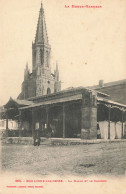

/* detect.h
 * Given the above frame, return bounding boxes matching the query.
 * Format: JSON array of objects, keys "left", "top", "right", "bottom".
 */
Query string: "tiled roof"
[
  {"left": 88, "top": 79, "right": 126, "bottom": 89},
  {"left": 97, "top": 97, "right": 126, "bottom": 109},
  {"left": 4, "top": 97, "right": 33, "bottom": 108},
  {"left": 28, "top": 86, "right": 109, "bottom": 101},
  {"left": 14, "top": 99, "right": 33, "bottom": 106}
]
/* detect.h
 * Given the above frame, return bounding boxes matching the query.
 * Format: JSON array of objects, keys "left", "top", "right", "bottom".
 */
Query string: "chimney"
[{"left": 99, "top": 80, "right": 104, "bottom": 87}]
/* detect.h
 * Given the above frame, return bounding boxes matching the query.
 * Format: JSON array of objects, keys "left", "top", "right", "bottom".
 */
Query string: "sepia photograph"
[{"left": 0, "top": 0, "right": 126, "bottom": 193}]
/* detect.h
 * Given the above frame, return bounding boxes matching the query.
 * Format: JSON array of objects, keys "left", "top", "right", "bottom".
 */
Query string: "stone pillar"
[
  {"left": 63, "top": 104, "right": 66, "bottom": 138},
  {"left": 81, "top": 91, "right": 97, "bottom": 139},
  {"left": 6, "top": 108, "right": 8, "bottom": 137},
  {"left": 108, "top": 105, "right": 111, "bottom": 139}
]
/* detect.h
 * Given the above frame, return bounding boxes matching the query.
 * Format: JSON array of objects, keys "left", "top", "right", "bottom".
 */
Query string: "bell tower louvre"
[{"left": 18, "top": 3, "right": 61, "bottom": 100}]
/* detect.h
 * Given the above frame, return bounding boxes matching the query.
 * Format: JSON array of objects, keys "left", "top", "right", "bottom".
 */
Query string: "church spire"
[
  {"left": 24, "top": 62, "right": 29, "bottom": 80},
  {"left": 35, "top": 2, "right": 48, "bottom": 44},
  {"left": 55, "top": 61, "right": 59, "bottom": 81},
  {"left": 41, "top": 1, "right": 43, "bottom": 9}
]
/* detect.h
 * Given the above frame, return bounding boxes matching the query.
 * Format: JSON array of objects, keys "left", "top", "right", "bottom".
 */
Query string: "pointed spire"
[
  {"left": 10, "top": 96, "right": 13, "bottom": 101},
  {"left": 26, "top": 61, "right": 28, "bottom": 69},
  {"left": 55, "top": 61, "right": 59, "bottom": 81},
  {"left": 56, "top": 61, "right": 58, "bottom": 71},
  {"left": 35, "top": 2, "right": 49, "bottom": 44},
  {"left": 24, "top": 62, "right": 29, "bottom": 80},
  {"left": 41, "top": 1, "right": 43, "bottom": 9}
]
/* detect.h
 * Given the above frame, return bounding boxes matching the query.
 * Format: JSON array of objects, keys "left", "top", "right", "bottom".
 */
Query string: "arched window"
[
  {"left": 40, "top": 49, "right": 43, "bottom": 65},
  {"left": 46, "top": 51, "right": 49, "bottom": 67},
  {"left": 47, "top": 88, "right": 51, "bottom": 94}
]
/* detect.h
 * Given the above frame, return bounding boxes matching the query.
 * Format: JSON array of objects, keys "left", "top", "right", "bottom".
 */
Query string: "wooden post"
[
  {"left": 121, "top": 109, "right": 124, "bottom": 139},
  {"left": 46, "top": 107, "right": 49, "bottom": 129},
  {"left": 32, "top": 108, "right": 35, "bottom": 137},
  {"left": 124, "top": 112, "right": 126, "bottom": 139},
  {"left": 19, "top": 110, "right": 22, "bottom": 137},
  {"left": 6, "top": 108, "right": 8, "bottom": 137},
  {"left": 63, "top": 104, "right": 66, "bottom": 138},
  {"left": 108, "top": 105, "right": 111, "bottom": 139}
]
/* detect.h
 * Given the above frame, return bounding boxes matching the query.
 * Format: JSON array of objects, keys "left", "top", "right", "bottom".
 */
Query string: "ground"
[{"left": 1, "top": 142, "right": 126, "bottom": 177}]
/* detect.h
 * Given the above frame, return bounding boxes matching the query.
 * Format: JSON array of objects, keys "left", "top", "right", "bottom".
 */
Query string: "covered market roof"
[
  {"left": 28, "top": 86, "right": 109, "bottom": 102},
  {"left": 97, "top": 97, "right": 126, "bottom": 110},
  {"left": 4, "top": 97, "right": 33, "bottom": 109}
]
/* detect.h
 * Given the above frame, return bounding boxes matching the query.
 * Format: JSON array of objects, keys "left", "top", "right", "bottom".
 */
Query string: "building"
[
  {"left": 18, "top": 3, "right": 61, "bottom": 100},
  {"left": 0, "top": 119, "right": 18, "bottom": 132},
  {"left": 3, "top": 86, "right": 126, "bottom": 140},
  {"left": 88, "top": 79, "right": 126, "bottom": 105},
  {"left": 2, "top": 3, "right": 126, "bottom": 140}
]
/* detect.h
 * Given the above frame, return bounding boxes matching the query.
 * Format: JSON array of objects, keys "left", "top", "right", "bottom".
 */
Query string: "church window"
[
  {"left": 47, "top": 88, "right": 51, "bottom": 94},
  {"left": 46, "top": 51, "right": 49, "bottom": 67},
  {"left": 40, "top": 49, "right": 43, "bottom": 65}
]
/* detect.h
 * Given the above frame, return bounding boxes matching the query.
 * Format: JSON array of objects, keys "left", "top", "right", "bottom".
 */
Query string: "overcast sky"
[{"left": 0, "top": 0, "right": 126, "bottom": 106}]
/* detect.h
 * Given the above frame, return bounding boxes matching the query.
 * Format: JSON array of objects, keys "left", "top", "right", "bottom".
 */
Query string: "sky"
[{"left": 0, "top": 0, "right": 126, "bottom": 106}]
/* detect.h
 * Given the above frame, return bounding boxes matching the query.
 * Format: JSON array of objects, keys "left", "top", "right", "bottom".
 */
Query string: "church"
[
  {"left": 18, "top": 3, "right": 61, "bottom": 100},
  {"left": 2, "top": 3, "right": 126, "bottom": 141}
]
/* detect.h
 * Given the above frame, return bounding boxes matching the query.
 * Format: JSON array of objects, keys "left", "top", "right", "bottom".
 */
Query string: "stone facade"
[
  {"left": 81, "top": 91, "right": 97, "bottom": 139},
  {"left": 18, "top": 3, "right": 61, "bottom": 100}
]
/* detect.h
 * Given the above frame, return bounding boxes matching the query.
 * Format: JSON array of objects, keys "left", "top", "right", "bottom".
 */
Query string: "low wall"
[
  {"left": 1, "top": 137, "right": 126, "bottom": 145},
  {"left": 2, "top": 137, "right": 47, "bottom": 145}
]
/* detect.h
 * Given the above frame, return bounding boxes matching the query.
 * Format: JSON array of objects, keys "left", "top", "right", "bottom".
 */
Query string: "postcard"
[{"left": 0, "top": 0, "right": 126, "bottom": 193}]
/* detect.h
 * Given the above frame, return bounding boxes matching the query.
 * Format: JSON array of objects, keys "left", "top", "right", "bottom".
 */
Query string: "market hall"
[{"left": 3, "top": 87, "right": 126, "bottom": 140}]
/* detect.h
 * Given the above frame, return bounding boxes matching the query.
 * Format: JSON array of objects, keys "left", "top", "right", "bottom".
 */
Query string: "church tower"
[
  {"left": 18, "top": 3, "right": 61, "bottom": 100},
  {"left": 32, "top": 2, "right": 60, "bottom": 96}
]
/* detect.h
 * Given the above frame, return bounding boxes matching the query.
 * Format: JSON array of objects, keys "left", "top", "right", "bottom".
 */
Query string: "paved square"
[{"left": 2, "top": 142, "right": 126, "bottom": 177}]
